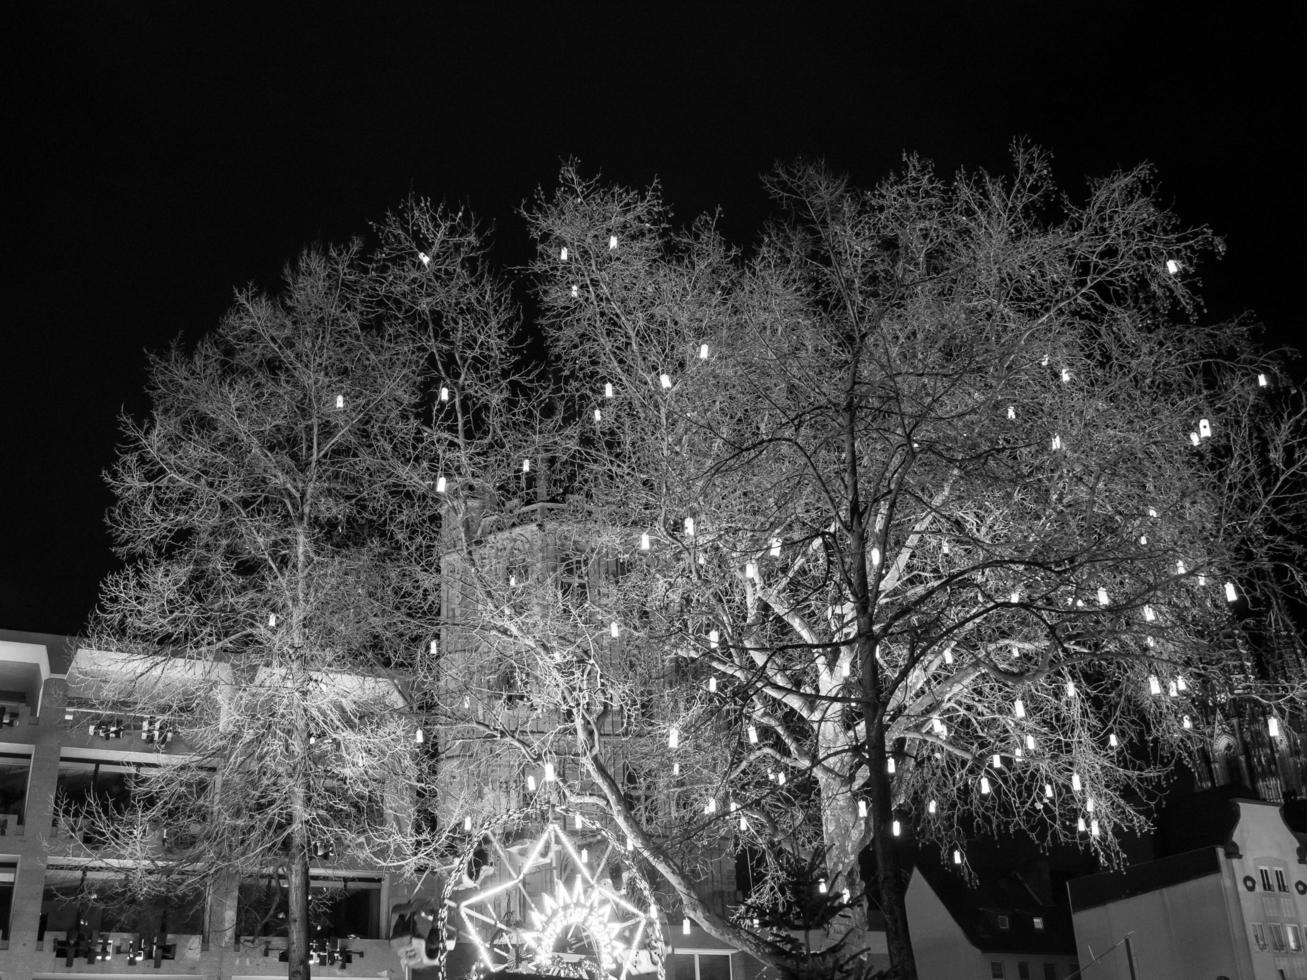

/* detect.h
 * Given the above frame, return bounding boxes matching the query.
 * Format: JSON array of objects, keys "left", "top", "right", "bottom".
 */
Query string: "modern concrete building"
[
  {"left": 0, "top": 629, "right": 411, "bottom": 980},
  {"left": 1070, "top": 797, "right": 1307, "bottom": 979}
]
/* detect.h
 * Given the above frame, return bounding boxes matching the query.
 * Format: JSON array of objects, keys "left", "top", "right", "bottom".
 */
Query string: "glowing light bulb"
[
  {"left": 1144, "top": 605, "right": 1156, "bottom": 622},
  {"left": 604, "top": 382, "right": 614, "bottom": 398},
  {"left": 571, "top": 284, "right": 579, "bottom": 298},
  {"left": 610, "top": 621, "right": 620, "bottom": 638},
  {"left": 1139, "top": 535, "right": 1148, "bottom": 546},
  {"left": 1091, "top": 819, "right": 1100, "bottom": 837},
  {"left": 268, "top": 613, "right": 277, "bottom": 628},
  {"left": 1224, "top": 581, "right": 1238, "bottom": 603},
  {"left": 840, "top": 659, "right": 850, "bottom": 679},
  {"left": 841, "top": 887, "right": 850, "bottom": 903},
  {"left": 1108, "top": 733, "right": 1118, "bottom": 749},
  {"left": 574, "top": 813, "right": 584, "bottom": 830},
  {"left": 660, "top": 373, "right": 672, "bottom": 389},
  {"left": 931, "top": 715, "right": 945, "bottom": 735},
  {"left": 1258, "top": 373, "right": 1269, "bottom": 388},
  {"left": 1066, "top": 680, "right": 1077, "bottom": 698},
  {"left": 1014, "top": 699, "right": 1026, "bottom": 719},
  {"left": 1183, "top": 715, "right": 1192, "bottom": 729},
  {"left": 859, "top": 800, "right": 868, "bottom": 818},
  {"left": 699, "top": 343, "right": 709, "bottom": 359},
  {"left": 335, "top": 394, "right": 344, "bottom": 410},
  {"left": 1269, "top": 717, "right": 1281, "bottom": 738},
  {"left": 887, "top": 757, "right": 896, "bottom": 774},
  {"left": 594, "top": 408, "right": 602, "bottom": 422},
  {"left": 682, "top": 917, "right": 691, "bottom": 935},
  {"left": 463, "top": 816, "right": 472, "bottom": 831},
  {"left": 1007, "top": 405, "right": 1016, "bottom": 420},
  {"left": 739, "top": 815, "right": 748, "bottom": 831},
  {"left": 440, "top": 386, "right": 450, "bottom": 402},
  {"left": 1044, "top": 784, "right": 1054, "bottom": 799},
  {"left": 928, "top": 799, "right": 937, "bottom": 815},
  {"left": 1010, "top": 590, "right": 1021, "bottom": 604},
  {"left": 1148, "top": 675, "right": 1161, "bottom": 695},
  {"left": 526, "top": 775, "right": 537, "bottom": 791},
  {"left": 892, "top": 819, "right": 901, "bottom": 836},
  {"left": 1097, "top": 587, "right": 1110, "bottom": 607},
  {"left": 429, "top": 639, "right": 438, "bottom": 655},
  {"left": 954, "top": 849, "right": 962, "bottom": 865},
  {"left": 943, "top": 646, "right": 955, "bottom": 665},
  {"left": 745, "top": 561, "right": 759, "bottom": 581},
  {"left": 1077, "top": 816, "right": 1087, "bottom": 832},
  {"left": 640, "top": 532, "right": 651, "bottom": 551},
  {"left": 522, "top": 459, "right": 531, "bottom": 473},
  {"left": 608, "top": 234, "right": 618, "bottom": 250},
  {"left": 560, "top": 247, "right": 569, "bottom": 262},
  {"left": 1177, "top": 675, "right": 1188, "bottom": 692},
  {"left": 418, "top": 251, "right": 431, "bottom": 266},
  {"left": 668, "top": 727, "right": 679, "bottom": 749},
  {"left": 1026, "top": 734, "right": 1036, "bottom": 751},
  {"left": 1072, "top": 773, "right": 1082, "bottom": 792},
  {"left": 818, "top": 879, "right": 827, "bottom": 894},
  {"left": 1051, "top": 434, "right": 1063, "bottom": 451},
  {"left": 777, "top": 772, "right": 786, "bottom": 785},
  {"left": 748, "top": 725, "right": 758, "bottom": 744},
  {"left": 1176, "top": 559, "right": 1186, "bottom": 575},
  {"left": 1190, "top": 431, "right": 1201, "bottom": 447},
  {"left": 1166, "top": 258, "right": 1181, "bottom": 275},
  {"left": 992, "top": 754, "right": 1003, "bottom": 769},
  {"left": 980, "top": 776, "right": 992, "bottom": 795},
  {"left": 708, "top": 677, "right": 717, "bottom": 693},
  {"left": 1168, "top": 680, "right": 1178, "bottom": 698},
  {"left": 436, "top": 475, "right": 447, "bottom": 493},
  {"left": 580, "top": 847, "right": 589, "bottom": 864},
  {"left": 871, "top": 547, "right": 881, "bottom": 567},
  {"left": 1087, "top": 796, "right": 1095, "bottom": 813},
  {"left": 415, "top": 727, "right": 424, "bottom": 744},
  {"left": 1061, "top": 367, "right": 1072, "bottom": 383}
]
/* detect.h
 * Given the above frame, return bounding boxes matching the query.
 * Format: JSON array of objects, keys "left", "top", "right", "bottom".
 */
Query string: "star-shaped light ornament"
[{"left": 453, "top": 821, "right": 659, "bottom": 979}]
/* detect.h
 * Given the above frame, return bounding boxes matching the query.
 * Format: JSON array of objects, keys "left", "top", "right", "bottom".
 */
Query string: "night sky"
[{"left": 3, "top": 4, "right": 1302, "bottom": 636}]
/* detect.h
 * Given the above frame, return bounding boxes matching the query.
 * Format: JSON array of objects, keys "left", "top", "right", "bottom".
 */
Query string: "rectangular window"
[
  {"left": 238, "top": 875, "right": 382, "bottom": 940},
  {"left": 1289, "top": 924, "right": 1302, "bottom": 952},
  {"left": 991, "top": 964, "right": 1006, "bottom": 980},
  {"left": 1253, "top": 923, "right": 1268, "bottom": 950},
  {"left": 1032, "top": 915, "right": 1045, "bottom": 931},
  {"left": 1271, "top": 923, "right": 1287, "bottom": 951},
  {"left": 1018, "top": 964, "right": 1031, "bottom": 980},
  {"left": 0, "top": 859, "right": 16, "bottom": 942},
  {"left": 997, "top": 914, "right": 1010, "bottom": 930},
  {"left": 1277, "top": 868, "right": 1289, "bottom": 892},
  {"left": 0, "top": 751, "right": 31, "bottom": 832},
  {"left": 1261, "top": 867, "right": 1274, "bottom": 891},
  {"left": 1044, "top": 966, "right": 1058, "bottom": 980}
]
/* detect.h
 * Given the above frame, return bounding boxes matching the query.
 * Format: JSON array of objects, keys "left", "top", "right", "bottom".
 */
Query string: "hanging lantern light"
[
  {"left": 739, "top": 815, "right": 748, "bottom": 831},
  {"left": 704, "top": 798, "right": 717, "bottom": 814},
  {"left": 1166, "top": 258, "right": 1181, "bottom": 275},
  {"left": 1044, "top": 784, "right": 1054, "bottom": 799},
  {"left": 522, "top": 459, "right": 531, "bottom": 473},
  {"left": 1176, "top": 559, "right": 1186, "bottom": 575},
  {"left": 1026, "top": 734, "right": 1036, "bottom": 751},
  {"left": 1190, "top": 431, "right": 1201, "bottom": 447},
  {"left": 660, "top": 373, "right": 672, "bottom": 389},
  {"left": 1177, "top": 675, "right": 1188, "bottom": 692},
  {"left": 1014, "top": 698, "right": 1026, "bottom": 719},
  {"left": 1108, "top": 733, "right": 1119, "bottom": 749},
  {"left": 870, "top": 547, "right": 881, "bottom": 567},
  {"left": 415, "top": 727, "right": 424, "bottom": 744},
  {"left": 1199, "top": 418, "right": 1212, "bottom": 440},
  {"left": 943, "top": 646, "right": 955, "bottom": 665},
  {"left": 594, "top": 408, "right": 602, "bottom": 422},
  {"left": 464, "top": 816, "right": 473, "bottom": 831},
  {"left": 770, "top": 537, "right": 782, "bottom": 557},
  {"left": 440, "top": 386, "right": 450, "bottom": 402},
  {"left": 1097, "top": 587, "right": 1110, "bottom": 607},
  {"left": 268, "top": 613, "right": 277, "bottom": 628},
  {"left": 980, "top": 776, "right": 992, "bottom": 795},
  {"left": 544, "top": 761, "right": 556, "bottom": 782},
  {"left": 560, "top": 247, "right": 569, "bottom": 262},
  {"left": 604, "top": 382, "right": 614, "bottom": 398},
  {"left": 1259, "top": 373, "right": 1269, "bottom": 388},
  {"left": 1183, "top": 715, "right": 1193, "bottom": 729},
  {"left": 1148, "top": 675, "right": 1161, "bottom": 696},
  {"left": 610, "top": 621, "right": 620, "bottom": 638},
  {"left": 1051, "top": 434, "right": 1063, "bottom": 451},
  {"left": 335, "top": 394, "right": 345, "bottom": 410},
  {"left": 1168, "top": 680, "right": 1178, "bottom": 697},
  {"left": 640, "top": 532, "right": 651, "bottom": 550},
  {"left": 418, "top": 251, "right": 431, "bottom": 267},
  {"left": 668, "top": 727, "right": 679, "bottom": 749},
  {"left": 931, "top": 715, "right": 945, "bottom": 735},
  {"left": 608, "top": 234, "right": 618, "bottom": 250},
  {"left": 682, "top": 917, "right": 691, "bottom": 936},
  {"left": 684, "top": 516, "right": 696, "bottom": 537},
  {"left": 571, "top": 284, "right": 580, "bottom": 298},
  {"left": 745, "top": 561, "right": 759, "bottom": 581},
  {"left": 436, "top": 475, "right": 447, "bottom": 493},
  {"left": 708, "top": 628, "right": 719, "bottom": 649},
  {"left": 1091, "top": 819, "right": 1101, "bottom": 837},
  {"left": 708, "top": 677, "right": 718, "bottom": 693},
  {"left": 928, "top": 799, "right": 937, "bottom": 815},
  {"left": 1066, "top": 680, "right": 1077, "bottom": 698},
  {"left": 887, "top": 757, "right": 896, "bottom": 774},
  {"left": 1139, "top": 535, "right": 1148, "bottom": 546},
  {"left": 1061, "top": 367, "right": 1072, "bottom": 384},
  {"left": 1269, "top": 717, "right": 1281, "bottom": 738},
  {"left": 858, "top": 800, "right": 868, "bottom": 818},
  {"left": 1007, "top": 405, "right": 1016, "bottom": 420},
  {"left": 992, "top": 754, "right": 1003, "bottom": 769},
  {"left": 1224, "top": 581, "right": 1238, "bottom": 603},
  {"left": 1072, "top": 773, "right": 1082, "bottom": 792},
  {"left": 1144, "top": 605, "right": 1156, "bottom": 622},
  {"left": 527, "top": 775, "right": 537, "bottom": 791},
  {"left": 748, "top": 725, "right": 759, "bottom": 744},
  {"left": 429, "top": 639, "right": 438, "bottom": 655},
  {"left": 1077, "top": 816, "right": 1087, "bottom": 832},
  {"left": 953, "top": 849, "right": 962, "bottom": 865},
  {"left": 892, "top": 819, "right": 901, "bottom": 837},
  {"left": 1010, "top": 590, "right": 1021, "bottom": 604},
  {"left": 699, "top": 343, "right": 710, "bottom": 359}
]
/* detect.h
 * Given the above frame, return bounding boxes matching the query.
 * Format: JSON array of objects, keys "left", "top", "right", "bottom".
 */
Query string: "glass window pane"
[{"left": 698, "top": 954, "right": 731, "bottom": 980}]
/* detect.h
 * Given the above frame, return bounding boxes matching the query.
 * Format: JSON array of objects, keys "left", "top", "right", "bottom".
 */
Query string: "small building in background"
[{"left": 1069, "top": 797, "right": 1307, "bottom": 980}]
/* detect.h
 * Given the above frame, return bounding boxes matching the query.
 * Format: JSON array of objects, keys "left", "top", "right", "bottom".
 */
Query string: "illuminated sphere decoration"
[{"left": 451, "top": 818, "right": 663, "bottom": 979}]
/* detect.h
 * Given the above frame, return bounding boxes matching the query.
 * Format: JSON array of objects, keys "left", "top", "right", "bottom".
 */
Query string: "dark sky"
[{"left": 3, "top": 4, "right": 1302, "bottom": 635}]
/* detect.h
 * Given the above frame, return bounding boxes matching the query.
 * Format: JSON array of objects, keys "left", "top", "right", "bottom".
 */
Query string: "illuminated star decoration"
[{"left": 453, "top": 820, "right": 657, "bottom": 979}]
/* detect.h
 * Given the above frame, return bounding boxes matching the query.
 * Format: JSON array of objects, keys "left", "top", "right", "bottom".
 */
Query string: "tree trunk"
[{"left": 287, "top": 782, "right": 312, "bottom": 980}]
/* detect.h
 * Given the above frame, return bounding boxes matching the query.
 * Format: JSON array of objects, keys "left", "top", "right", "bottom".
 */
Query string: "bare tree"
[
  {"left": 483, "top": 152, "right": 1307, "bottom": 979},
  {"left": 70, "top": 209, "right": 533, "bottom": 980}
]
